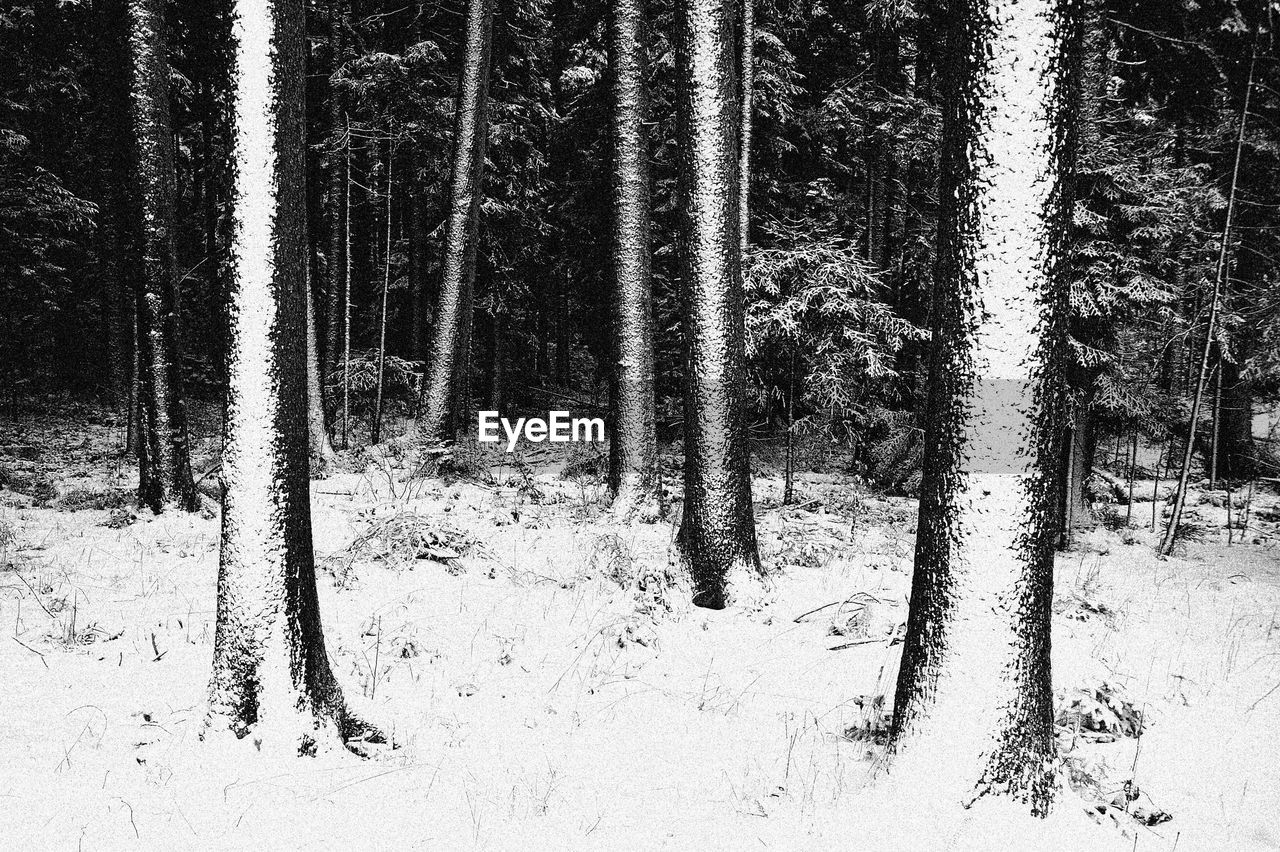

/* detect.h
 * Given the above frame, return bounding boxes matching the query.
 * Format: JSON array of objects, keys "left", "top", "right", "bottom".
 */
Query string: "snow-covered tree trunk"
[
  {"left": 207, "top": 0, "right": 370, "bottom": 753},
  {"left": 419, "top": 0, "right": 494, "bottom": 443},
  {"left": 674, "top": 0, "right": 764, "bottom": 609},
  {"left": 408, "top": 196, "right": 430, "bottom": 369},
  {"left": 306, "top": 269, "right": 337, "bottom": 473},
  {"left": 888, "top": 0, "right": 1077, "bottom": 814},
  {"left": 92, "top": 0, "right": 136, "bottom": 416},
  {"left": 323, "top": 2, "right": 347, "bottom": 379},
  {"left": 737, "top": 0, "right": 753, "bottom": 253},
  {"left": 371, "top": 145, "right": 393, "bottom": 446},
  {"left": 607, "top": 0, "right": 660, "bottom": 518},
  {"left": 128, "top": 0, "right": 197, "bottom": 513},
  {"left": 1059, "top": 399, "right": 1094, "bottom": 548}
]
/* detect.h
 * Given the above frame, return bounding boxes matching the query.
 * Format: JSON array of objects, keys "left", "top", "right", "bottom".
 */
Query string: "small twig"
[
  {"left": 14, "top": 573, "right": 56, "bottom": 619},
  {"left": 794, "top": 591, "right": 883, "bottom": 624},
  {"left": 827, "top": 638, "right": 882, "bottom": 651},
  {"left": 13, "top": 636, "right": 48, "bottom": 668},
  {"left": 370, "top": 616, "right": 382, "bottom": 702},
  {"left": 765, "top": 498, "right": 822, "bottom": 514},
  {"left": 793, "top": 600, "right": 843, "bottom": 623},
  {"left": 1247, "top": 679, "right": 1280, "bottom": 713}
]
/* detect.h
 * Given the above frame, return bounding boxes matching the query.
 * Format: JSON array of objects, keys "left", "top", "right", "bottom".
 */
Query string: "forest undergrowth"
[{"left": 1, "top": 401, "right": 1279, "bottom": 851}]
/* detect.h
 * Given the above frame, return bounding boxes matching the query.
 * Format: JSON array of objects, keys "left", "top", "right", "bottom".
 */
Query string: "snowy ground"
[{"left": 2, "top": 402, "right": 1279, "bottom": 851}]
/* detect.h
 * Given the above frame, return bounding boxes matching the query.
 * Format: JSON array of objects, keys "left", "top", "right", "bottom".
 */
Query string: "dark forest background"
[{"left": 3, "top": 0, "right": 1279, "bottom": 509}]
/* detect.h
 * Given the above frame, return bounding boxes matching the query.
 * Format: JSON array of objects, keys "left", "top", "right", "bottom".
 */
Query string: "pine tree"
[
  {"left": 128, "top": 0, "right": 198, "bottom": 513},
  {"left": 306, "top": 268, "right": 337, "bottom": 472},
  {"left": 419, "top": 0, "right": 496, "bottom": 443},
  {"left": 607, "top": 0, "right": 660, "bottom": 517},
  {"left": 888, "top": 0, "right": 1078, "bottom": 814},
  {"left": 674, "top": 0, "right": 765, "bottom": 609},
  {"left": 207, "top": 0, "right": 373, "bottom": 753}
]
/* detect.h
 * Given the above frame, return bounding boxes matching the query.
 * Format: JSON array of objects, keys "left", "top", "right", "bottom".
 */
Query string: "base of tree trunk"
[
  {"left": 610, "top": 474, "right": 662, "bottom": 523},
  {"left": 206, "top": 659, "right": 383, "bottom": 758},
  {"left": 681, "top": 551, "right": 770, "bottom": 610}
]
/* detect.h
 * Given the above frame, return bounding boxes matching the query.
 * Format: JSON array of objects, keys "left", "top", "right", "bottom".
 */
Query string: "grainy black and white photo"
[{"left": 2, "top": 0, "right": 1279, "bottom": 847}]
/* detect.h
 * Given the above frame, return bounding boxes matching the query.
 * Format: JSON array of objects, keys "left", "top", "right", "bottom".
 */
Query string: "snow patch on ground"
[{"left": 1, "top": 409, "right": 1277, "bottom": 849}]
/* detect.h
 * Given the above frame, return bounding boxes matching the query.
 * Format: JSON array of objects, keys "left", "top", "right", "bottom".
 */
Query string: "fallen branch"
[{"left": 794, "top": 591, "right": 884, "bottom": 624}]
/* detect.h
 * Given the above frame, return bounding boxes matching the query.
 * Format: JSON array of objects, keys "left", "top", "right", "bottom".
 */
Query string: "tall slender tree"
[
  {"left": 371, "top": 142, "right": 393, "bottom": 445},
  {"left": 888, "top": 0, "right": 1077, "bottom": 814},
  {"left": 91, "top": 0, "right": 135, "bottom": 419},
  {"left": 128, "top": 0, "right": 198, "bottom": 513},
  {"left": 737, "top": 0, "right": 753, "bottom": 253},
  {"left": 418, "top": 0, "right": 495, "bottom": 442},
  {"left": 674, "top": 0, "right": 764, "bottom": 609},
  {"left": 306, "top": 268, "right": 337, "bottom": 472},
  {"left": 607, "top": 0, "right": 660, "bottom": 518},
  {"left": 1161, "top": 39, "right": 1257, "bottom": 557},
  {"left": 323, "top": 0, "right": 348, "bottom": 379},
  {"left": 207, "top": 0, "right": 372, "bottom": 752}
]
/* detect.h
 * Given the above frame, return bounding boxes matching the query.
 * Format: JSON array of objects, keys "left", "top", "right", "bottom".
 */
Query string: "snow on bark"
[
  {"left": 607, "top": 0, "right": 660, "bottom": 519},
  {"left": 674, "top": 0, "right": 765, "bottom": 608},
  {"left": 128, "top": 0, "right": 197, "bottom": 513},
  {"left": 207, "top": 0, "right": 371, "bottom": 754},
  {"left": 322, "top": 0, "right": 348, "bottom": 377},
  {"left": 419, "top": 0, "right": 495, "bottom": 443},
  {"left": 888, "top": 0, "right": 1076, "bottom": 814},
  {"left": 738, "top": 0, "right": 753, "bottom": 253},
  {"left": 306, "top": 269, "right": 337, "bottom": 473}
]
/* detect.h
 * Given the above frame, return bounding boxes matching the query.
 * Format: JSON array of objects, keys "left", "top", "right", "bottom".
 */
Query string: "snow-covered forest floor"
[{"left": 2, "top": 402, "right": 1279, "bottom": 851}]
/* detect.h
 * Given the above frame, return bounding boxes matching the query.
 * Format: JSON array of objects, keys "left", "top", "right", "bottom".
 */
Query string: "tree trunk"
[
  {"left": 1058, "top": 399, "right": 1094, "bottom": 548},
  {"left": 555, "top": 275, "right": 571, "bottom": 385},
  {"left": 208, "top": 0, "right": 373, "bottom": 753},
  {"left": 1161, "top": 41, "right": 1255, "bottom": 556},
  {"left": 323, "top": 5, "right": 347, "bottom": 377},
  {"left": 674, "top": 0, "right": 764, "bottom": 609},
  {"left": 128, "top": 0, "right": 198, "bottom": 513},
  {"left": 737, "top": 0, "right": 753, "bottom": 253},
  {"left": 1126, "top": 431, "right": 1137, "bottom": 525},
  {"left": 306, "top": 268, "right": 337, "bottom": 473},
  {"left": 607, "top": 0, "right": 660, "bottom": 518},
  {"left": 127, "top": 309, "right": 140, "bottom": 456},
  {"left": 1219, "top": 357, "right": 1255, "bottom": 481},
  {"left": 873, "top": 26, "right": 904, "bottom": 272},
  {"left": 489, "top": 312, "right": 506, "bottom": 411},
  {"left": 341, "top": 118, "right": 353, "bottom": 449},
  {"left": 888, "top": 0, "right": 1077, "bottom": 815},
  {"left": 783, "top": 348, "right": 796, "bottom": 505},
  {"left": 93, "top": 0, "right": 136, "bottom": 414},
  {"left": 371, "top": 143, "right": 393, "bottom": 446},
  {"left": 418, "top": 0, "right": 494, "bottom": 443},
  {"left": 1210, "top": 353, "right": 1222, "bottom": 488},
  {"left": 408, "top": 195, "right": 429, "bottom": 368}
]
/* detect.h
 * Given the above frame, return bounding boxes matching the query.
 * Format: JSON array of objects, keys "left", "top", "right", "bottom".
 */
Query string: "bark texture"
[
  {"left": 737, "top": 0, "right": 753, "bottom": 253},
  {"left": 419, "top": 0, "right": 495, "bottom": 442},
  {"left": 207, "top": 0, "right": 366, "bottom": 753},
  {"left": 674, "top": 0, "right": 763, "bottom": 609},
  {"left": 306, "top": 271, "right": 337, "bottom": 472},
  {"left": 888, "top": 0, "right": 1077, "bottom": 814},
  {"left": 607, "top": 0, "right": 660, "bottom": 518},
  {"left": 323, "top": 2, "right": 347, "bottom": 377},
  {"left": 128, "top": 0, "right": 198, "bottom": 513}
]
